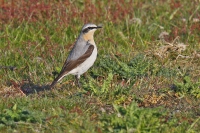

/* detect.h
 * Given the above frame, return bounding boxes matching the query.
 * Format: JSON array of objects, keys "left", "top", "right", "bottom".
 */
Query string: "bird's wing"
[{"left": 50, "top": 45, "right": 94, "bottom": 88}]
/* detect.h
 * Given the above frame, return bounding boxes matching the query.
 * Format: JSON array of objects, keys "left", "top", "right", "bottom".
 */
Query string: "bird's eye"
[
  {"left": 82, "top": 27, "right": 96, "bottom": 33},
  {"left": 82, "top": 28, "right": 89, "bottom": 33}
]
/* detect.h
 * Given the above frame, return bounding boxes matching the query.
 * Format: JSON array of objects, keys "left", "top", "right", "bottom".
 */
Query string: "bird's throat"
[{"left": 83, "top": 32, "right": 94, "bottom": 42}]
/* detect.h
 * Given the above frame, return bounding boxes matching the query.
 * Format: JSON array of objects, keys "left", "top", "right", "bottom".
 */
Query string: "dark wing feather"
[{"left": 50, "top": 45, "right": 94, "bottom": 88}]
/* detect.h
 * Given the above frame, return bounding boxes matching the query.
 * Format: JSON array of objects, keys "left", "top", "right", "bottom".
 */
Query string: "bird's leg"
[{"left": 75, "top": 75, "right": 81, "bottom": 88}]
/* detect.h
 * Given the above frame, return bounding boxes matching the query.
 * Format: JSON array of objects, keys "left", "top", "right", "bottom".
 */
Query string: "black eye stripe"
[
  {"left": 82, "top": 28, "right": 89, "bottom": 33},
  {"left": 82, "top": 27, "right": 96, "bottom": 33},
  {"left": 88, "top": 27, "right": 95, "bottom": 29}
]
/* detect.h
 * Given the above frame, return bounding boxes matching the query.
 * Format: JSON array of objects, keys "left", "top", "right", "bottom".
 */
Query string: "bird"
[{"left": 50, "top": 23, "right": 102, "bottom": 88}]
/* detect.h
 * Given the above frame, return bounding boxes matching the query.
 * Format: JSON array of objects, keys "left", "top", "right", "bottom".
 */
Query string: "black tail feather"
[
  {"left": 50, "top": 80, "right": 58, "bottom": 88},
  {"left": 50, "top": 74, "right": 65, "bottom": 88}
]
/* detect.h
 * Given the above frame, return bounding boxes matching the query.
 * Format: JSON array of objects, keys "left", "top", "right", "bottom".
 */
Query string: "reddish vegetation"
[
  {"left": 170, "top": 0, "right": 182, "bottom": 9},
  {"left": 0, "top": 0, "right": 135, "bottom": 25},
  {"left": 1, "top": 0, "right": 199, "bottom": 38}
]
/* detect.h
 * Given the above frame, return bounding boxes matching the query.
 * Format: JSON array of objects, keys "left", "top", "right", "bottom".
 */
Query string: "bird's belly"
[{"left": 69, "top": 47, "right": 97, "bottom": 75}]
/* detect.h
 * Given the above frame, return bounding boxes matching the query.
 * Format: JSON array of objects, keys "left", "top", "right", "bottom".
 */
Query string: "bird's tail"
[
  {"left": 50, "top": 74, "right": 65, "bottom": 88},
  {"left": 50, "top": 79, "right": 58, "bottom": 88}
]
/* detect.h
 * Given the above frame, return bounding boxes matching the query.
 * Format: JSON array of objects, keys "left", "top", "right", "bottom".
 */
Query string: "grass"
[{"left": 0, "top": 0, "right": 200, "bottom": 132}]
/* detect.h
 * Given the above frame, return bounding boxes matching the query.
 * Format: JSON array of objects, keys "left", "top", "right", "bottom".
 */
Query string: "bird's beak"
[{"left": 96, "top": 26, "right": 102, "bottom": 29}]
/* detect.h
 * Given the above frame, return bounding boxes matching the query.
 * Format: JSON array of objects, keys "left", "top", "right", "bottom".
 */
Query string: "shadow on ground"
[{"left": 20, "top": 82, "right": 51, "bottom": 95}]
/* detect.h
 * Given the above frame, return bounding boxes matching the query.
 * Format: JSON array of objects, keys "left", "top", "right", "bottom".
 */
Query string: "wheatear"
[{"left": 50, "top": 23, "right": 102, "bottom": 88}]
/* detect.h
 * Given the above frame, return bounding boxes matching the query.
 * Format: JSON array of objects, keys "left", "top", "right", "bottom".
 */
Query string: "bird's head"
[{"left": 81, "top": 23, "right": 102, "bottom": 42}]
